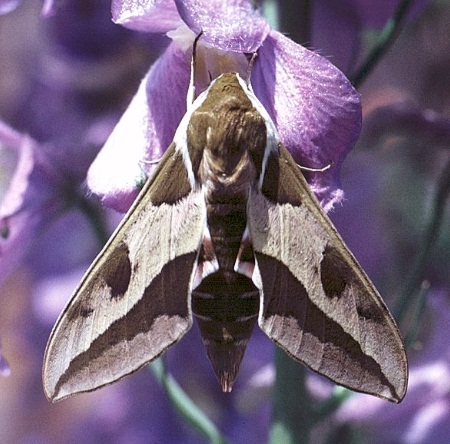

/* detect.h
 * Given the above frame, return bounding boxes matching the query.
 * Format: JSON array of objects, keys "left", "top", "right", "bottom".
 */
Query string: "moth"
[{"left": 43, "top": 51, "right": 408, "bottom": 404}]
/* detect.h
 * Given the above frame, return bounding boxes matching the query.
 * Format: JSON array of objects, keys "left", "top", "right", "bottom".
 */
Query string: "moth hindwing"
[{"left": 43, "top": 72, "right": 407, "bottom": 403}]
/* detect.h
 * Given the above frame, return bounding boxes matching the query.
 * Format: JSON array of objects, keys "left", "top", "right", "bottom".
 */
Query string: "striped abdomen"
[{"left": 192, "top": 192, "right": 259, "bottom": 391}]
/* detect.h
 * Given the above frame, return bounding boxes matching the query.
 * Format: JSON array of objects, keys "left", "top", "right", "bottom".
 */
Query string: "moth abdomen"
[
  {"left": 192, "top": 270, "right": 259, "bottom": 391},
  {"left": 206, "top": 201, "right": 247, "bottom": 270}
]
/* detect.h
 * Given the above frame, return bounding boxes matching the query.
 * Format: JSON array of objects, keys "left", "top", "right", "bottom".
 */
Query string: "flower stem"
[
  {"left": 394, "top": 157, "right": 450, "bottom": 323},
  {"left": 76, "top": 195, "right": 110, "bottom": 247},
  {"left": 269, "top": 349, "right": 315, "bottom": 444},
  {"left": 150, "top": 359, "right": 229, "bottom": 444},
  {"left": 351, "top": 0, "right": 414, "bottom": 87},
  {"left": 276, "top": 0, "right": 311, "bottom": 43}
]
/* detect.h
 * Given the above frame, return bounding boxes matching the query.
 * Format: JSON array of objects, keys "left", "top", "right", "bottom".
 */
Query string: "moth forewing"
[
  {"left": 247, "top": 143, "right": 408, "bottom": 402},
  {"left": 43, "top": 144, "right": 206, "bottom": 402}
]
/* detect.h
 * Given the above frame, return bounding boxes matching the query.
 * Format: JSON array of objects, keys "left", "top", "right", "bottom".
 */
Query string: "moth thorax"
[{"left": 211, "top": 111, "right": 266, "bottom": 170}]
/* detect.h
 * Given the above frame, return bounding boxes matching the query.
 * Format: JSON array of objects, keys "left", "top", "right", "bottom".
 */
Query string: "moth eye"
[{"left": 320, "top": 245, "right": 349, "bottom": 299}]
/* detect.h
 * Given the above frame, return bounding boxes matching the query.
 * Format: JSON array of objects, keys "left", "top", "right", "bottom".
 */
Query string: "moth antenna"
[
  {"left": 187, "top": 31, "right": 204, "bottom": 106},
  {"left": 245, "top": 52, "right": 258, "bottom": 85},
  {"left": 298, "top": 160, "right": 333, "bottom": 173}
]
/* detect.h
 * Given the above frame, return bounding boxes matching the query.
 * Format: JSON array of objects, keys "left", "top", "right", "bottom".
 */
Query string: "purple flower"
[
  {"left": 0, "top": 122, "right": 65, "bottom": 283},
  {"left": 88, "top": 0, "right": 361, "bottom": 213},
  {"left": 0, "top": 117, "right": 114, "bottom": 284},
  {"left": 0, "top": 0, "right": 157, "bottom": 284}
]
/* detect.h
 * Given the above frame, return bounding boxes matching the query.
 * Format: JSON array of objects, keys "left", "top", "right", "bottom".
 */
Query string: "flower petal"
[
  {"left": 360, "top": 102, "right": 450, "bottom": 148},
  {"left": 174, "top": 0, "right": 269, "bottom": 52},
  {"left": 252, "top": 31, "right": 362, "bottom": 210},
  {"left": 0, "top": 0, "right": 20, "bottom": 15},
  {"left": 112, "top": 0, "right": 182, "bottom": 33},
  {"left": 0, "top": 126, "right": 63, "bottom": 284},
  {"left": 87, "top": 42, "right": 190, "bottom": 212},
  {"left": 0, "top": 339, "right": 10, "bottom": 377}
]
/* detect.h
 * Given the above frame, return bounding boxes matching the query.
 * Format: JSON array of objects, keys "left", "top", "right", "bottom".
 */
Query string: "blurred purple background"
[{"left": 1, "top": 1, "right": 449, "bottom": 443}]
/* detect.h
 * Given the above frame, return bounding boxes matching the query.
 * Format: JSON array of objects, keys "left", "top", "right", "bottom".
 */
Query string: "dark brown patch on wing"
[
  {"left": 79, "top": 306, "right": 94, "bottom": 318},
  {"left": 261, "top": 146, "right": 306, "bottom": 206},
  {"left": 320, "top": 246, "right": 385, "bottom": 325},
  {"left": 320, "top": 245, "right": 348, "bottom": 299},
  {"left": 67, "top": 298, "right": 94, "bottom": 322},
  {"left": 147, "top": 144, "right": 193, "bottom": 206},
  {"left": 256, "top": 252, "right": 401, "bottom": 401},
  {"left": 238, "top": 240, "right": 254, "bottom": 263},
  {"left": 53, "top": 252, "right": 196, "bottom": 398},
  {"left": 103, "top": 242, "right": 132, "bottom": 300}
]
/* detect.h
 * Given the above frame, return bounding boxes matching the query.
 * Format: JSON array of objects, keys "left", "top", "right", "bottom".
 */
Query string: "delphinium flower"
[{"left": 90, "top": 0, "right": 361, "bottom": 214}]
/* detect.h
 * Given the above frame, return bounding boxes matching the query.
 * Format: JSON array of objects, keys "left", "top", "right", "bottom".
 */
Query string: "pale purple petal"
[
  {"left": 0, "top": 0, "right": 20, "bottom": 15},
  {"left": 112, "top": 0, "right": 182, "bottom": 33},
  {"left": 252, "top": 31, "right": 362, "bottom": 211},
  {"left": 0, "top": 128, "right": 64, "bottom": 283},
  {"left": 87, "top": 42, "right": 190, "bottom": 212},
  {"left": 0, "top": 340, "right": 10, "bottom": 377},
  {"left": 0, "top": 120, "right": 23, "bottom": 148},
  {"left": 360, "top": 102, "right": 450, "bottom": 148},
  {"left": 174, "top": 0, "right": 269, "bottom": 52},
  {"left": 41, "top": 0, "right": 65, "bottom": 17}
]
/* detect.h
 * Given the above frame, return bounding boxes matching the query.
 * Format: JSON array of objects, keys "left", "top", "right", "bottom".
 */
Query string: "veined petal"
[
  {"left": 252, "top": 31, "right": 362, "bottom": 211},
  {"left": 174, "top": 0, "right": 269, "bottom": 52},
  {"left": 87, "top": 42, "right": 190, "bottom": 212},
  {"left": 112, "top": 0, "right": 182, "bottom": 33}
]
